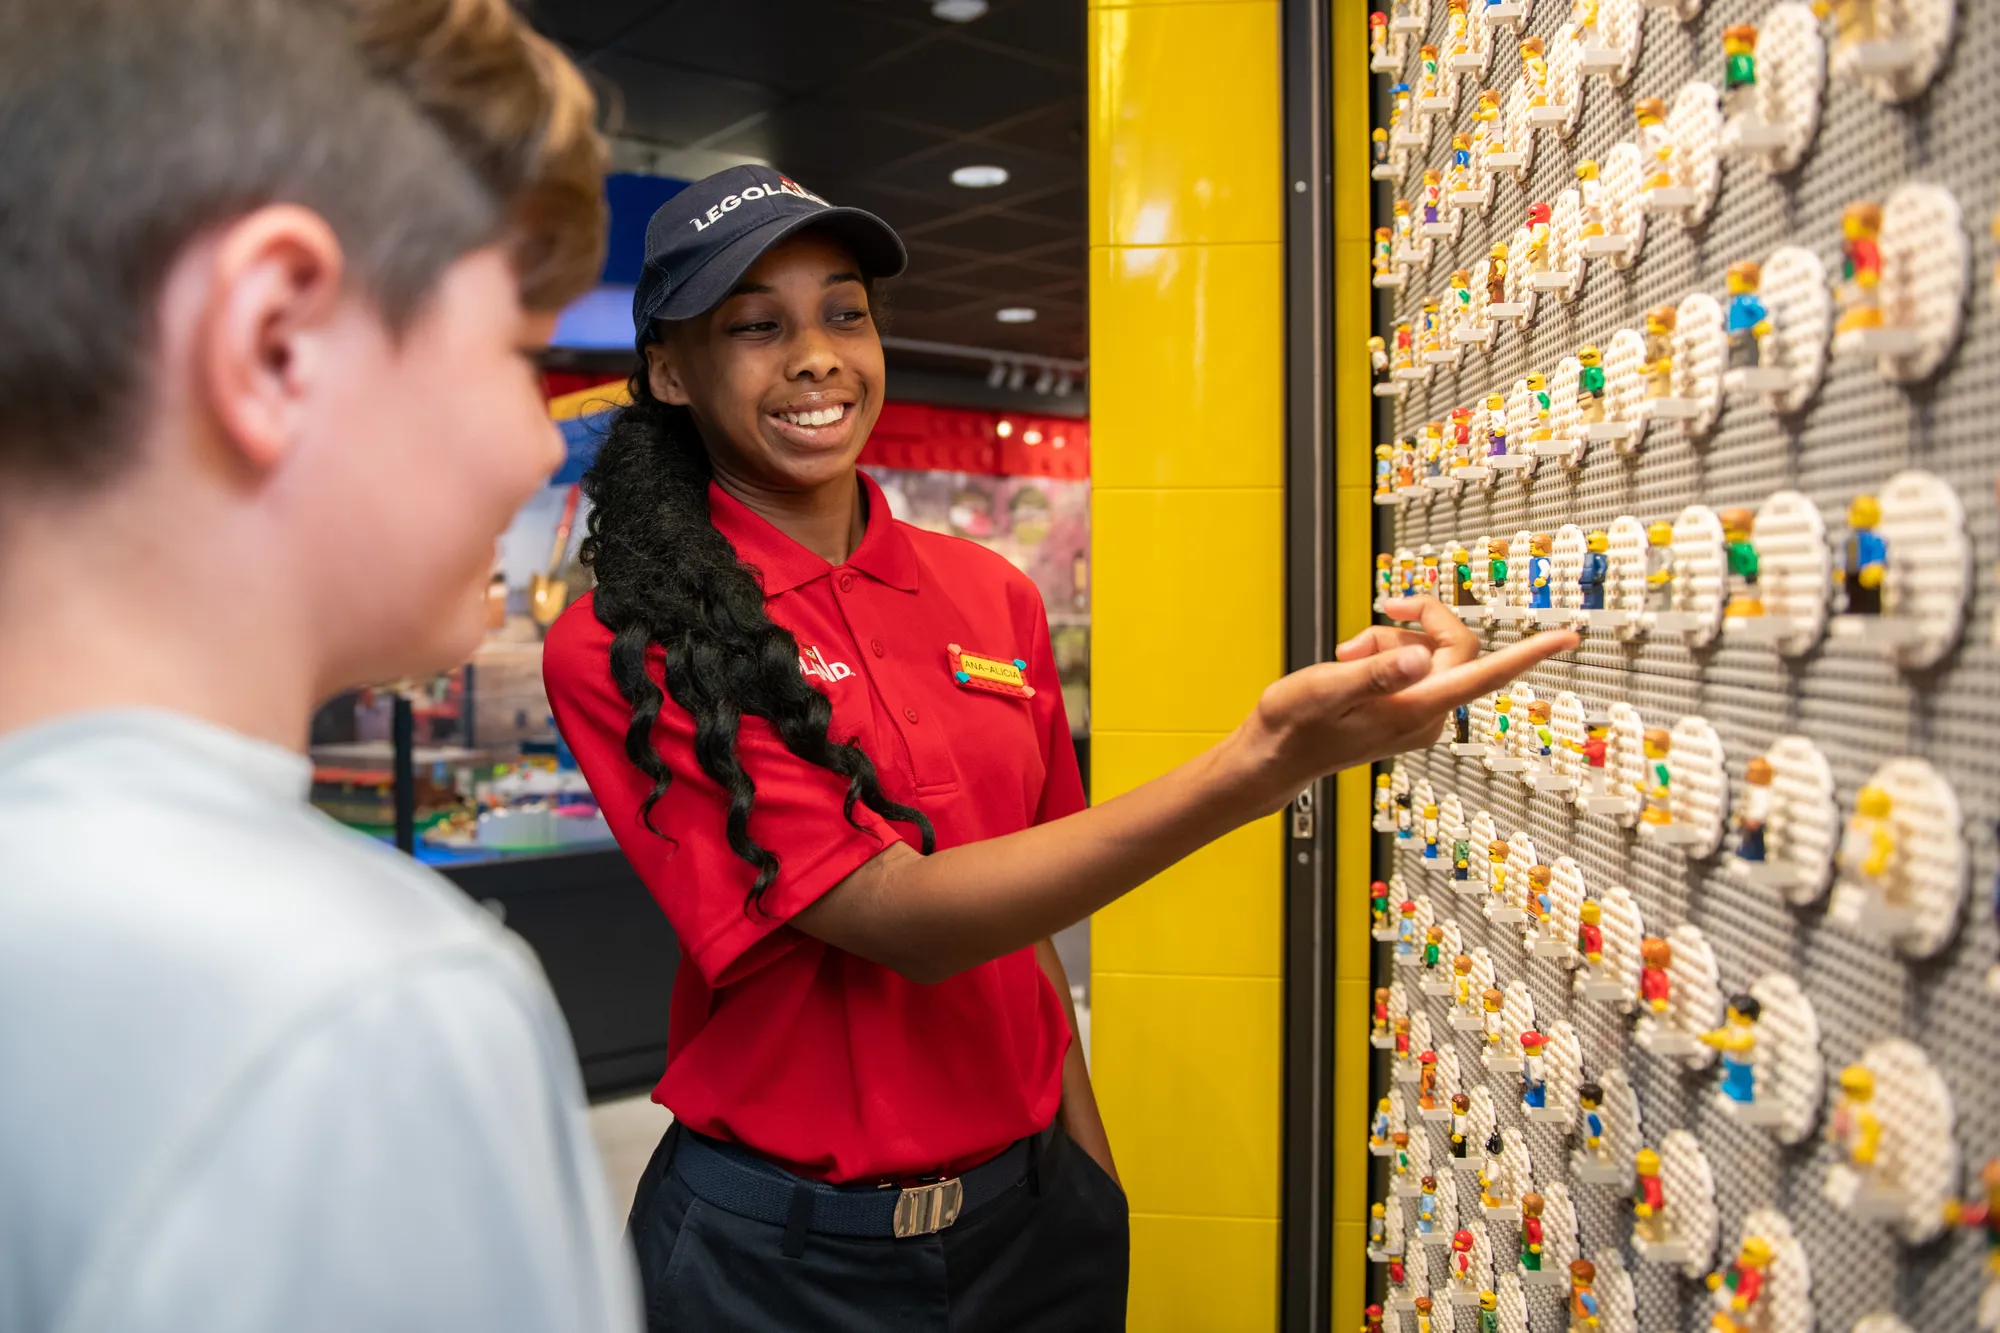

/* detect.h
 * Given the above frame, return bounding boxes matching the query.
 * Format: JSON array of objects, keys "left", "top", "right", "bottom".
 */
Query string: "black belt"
[{"left": 669, "top": 1124, "right": 1052, "bottom": 1251}]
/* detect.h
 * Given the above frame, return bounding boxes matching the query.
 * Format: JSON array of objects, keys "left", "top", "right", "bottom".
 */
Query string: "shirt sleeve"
[
  {"left": 1024, "top": 595, "right": 1087, "bottom": 827},
  {"left": 545, "top": 603, "right": 900, "bottom": 988},
  {"left": 76, "top": 955, "right": 641, "bottom": 1333}
]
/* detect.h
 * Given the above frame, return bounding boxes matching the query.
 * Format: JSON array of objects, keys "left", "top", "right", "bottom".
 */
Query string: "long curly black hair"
[{"left": 578, "top": 369, "right": 935, "bottom": 914}]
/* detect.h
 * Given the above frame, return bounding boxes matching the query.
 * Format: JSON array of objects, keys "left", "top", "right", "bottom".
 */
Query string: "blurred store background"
[{"left": 307, "top": 0, "right": 1091, "bottom": 1182}]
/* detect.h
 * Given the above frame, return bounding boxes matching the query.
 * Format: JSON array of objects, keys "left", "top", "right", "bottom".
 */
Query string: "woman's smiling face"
[{"left": 644, "top": 230, "right": 884, "bottom": 496}]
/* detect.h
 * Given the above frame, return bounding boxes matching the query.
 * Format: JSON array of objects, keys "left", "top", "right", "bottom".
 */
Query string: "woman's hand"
[{"left": 1233, "top": 595, "right": 1576, "bottom": 809}]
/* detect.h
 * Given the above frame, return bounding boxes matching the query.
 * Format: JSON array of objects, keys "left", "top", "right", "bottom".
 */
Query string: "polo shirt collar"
[{"left": 707, "top": 470, "right": 919, "bottom": 596}]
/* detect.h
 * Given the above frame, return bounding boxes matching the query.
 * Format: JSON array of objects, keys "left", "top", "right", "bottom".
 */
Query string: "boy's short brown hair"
[{"left": 0, "top": 0, "right": 607, "bottom": 490}]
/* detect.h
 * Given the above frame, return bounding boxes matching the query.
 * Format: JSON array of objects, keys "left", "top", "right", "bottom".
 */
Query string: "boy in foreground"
[{"left": 0, "top": 1, "right": 639, "bottom": 1328}]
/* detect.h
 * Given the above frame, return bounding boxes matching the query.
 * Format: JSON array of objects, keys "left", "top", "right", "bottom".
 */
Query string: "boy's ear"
[
  {"left": 645, "top": 341, "right": 693, "bottom": 408},
  {"left": 190, "top": 204, "right": 346, "bottom": 471}
]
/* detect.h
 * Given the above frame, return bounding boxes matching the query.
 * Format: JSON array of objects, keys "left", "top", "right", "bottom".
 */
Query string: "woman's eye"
[
  {"left": 832, "top": 309, "right": 870, "bottom": 326},
  {"left": 731, "top": 320, "right": 779, "bottom": 335}
]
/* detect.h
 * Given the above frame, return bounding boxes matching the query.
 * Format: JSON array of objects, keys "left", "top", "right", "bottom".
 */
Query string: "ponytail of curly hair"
[{"left": 578, "top": 372, "right": 935, "bottom": 914}]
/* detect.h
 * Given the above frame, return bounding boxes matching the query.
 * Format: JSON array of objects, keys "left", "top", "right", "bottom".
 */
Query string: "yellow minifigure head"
[
  {"left": 1453, "top": 132, "right": 1470, "bottom": 153},
  {"left": 1723, "top": 23, "right": 1757, "bottom": 57},
  {"left": 1369, "top": 334, "right": 1386, "bottom": 356},
  {"left": 1371, "top": 1200, "right": 1386, "bottom": 1220},
  {"left": 1570, "top": 1258, "right": 1597, "bottom": 1289},
  {"left": 1399, "top": 898, "right": 1417, "bottom": 920},
  {"left": 1848, "top": 493, "right": 1882, "bottom": 529},
  {"left": 1426, "top": 419, "right": 1444, "bottom": 442},
  {"left": 1578, "top": 1081, "right": 1602, "bottom": 1110},
  {"left": 1726, "top": 259, "right": 1762, "bottom": 295},
  {"left": 1635, "top": 1147, "right": 1661, "bottom": 1178},
  {"left": 1373, "top": 126, "right": 1388, "bottom": 146},
  {"left": 1494, "top": 693, "right": 1512, "bottom": 715},
  {"left": 1488, "top": 240, "right": 1508, "bottom": 263},
  {"left": 1485, "top": 390, "right": 1507, "bottom": 411},
  {"left": 1646, "top": 520, "right": 1674, "bottom": 548},
  {"left": 1482, "top": 986, "right": 1503, "bottom": 1013},
  {"left": 1634, "top": 97, "right": 1666, "bottom": 128},
  {"left": 1720, "top": 506, "right": 1755, "bottom": 544},
  {"left": 1576, "top": 158, "right": 1600, "bottom": 183},
  {"left": 1452, "top": 267, "right": 1471, "bottom": 288},
  {"left": 1525, "top": 370, "right": 1547, "bottom": 392},
  {"left": 1452, "top": 545, "right": 1471, "bottom": 564},
  {"left": 1855, "top": 784, "right": 1892, "bottom": 820},
  {"left": 1579, "top": 344, "right": 1602, "bottom": 369},
  {"left": 1746, "top": 756, "right": 1774, "bottom": 786},
  {"left": 1424, "top": 166, "right": 1441, "bottom": 186},
  {"left": 1725, "top": 992, "right": 1760, "bottom": 1029},
  {"left": 1528, "top": 700, "right": 1551, "bottom": 725},
  {"left": 1530, "top": 531, "right": 1551, "bottom": 557},
  {"left": 1646, "top": 304, "right": 1678, "bottom": 338},
  {"left": 1528, "top": 863, "right": 1551, "bottom": 892},
  {"left": 1586, "top": 529, "right": 1609, "bottom": 553},
  {"left": 1737, "top": 1235, "right": 1775, "bottom": 1270},
  {"left": 1396, "top": 320, "right": 1412, "bottom": 340},
  {"left": 1643, "top": 727, "right": 1670, "bottom": 760},
  {"left": 1423, "top": 802, "right": 1438, "bottom": 819},
  {"left": 1421, "top": 42, "right": 1438, "bottom": 62},
  {"left": 1377, "top": 1096, "right": 1392, "bottom": 1116},
  {"left": 1450, "top": 0, "right": 1467, "bottom": 13},
  {"left": 1479, "top": 1292, "right": 1498, "bottom": 1315},
  {"left": 1588, "top": 722, "right": 1608, "bottom": 742},
  {"left": 1376, "top": 771, "right": 1391, "bottom": 788},
  {"left": 1455, "top": 952, "right": 1473, "bottom": 975},
  {"left": 1488, "top": 838, "right": 1510, "bottom": 862},
  {"left": 1477, "top": 88, "right": 1500, "bottom": 116},
  {"left": 1839, "top": 1063, "right": 1875, "bottom": 1102},
  {"left": 1394, "top": 198, "right": 1411, "bottom": 220},
  {"left": 1843, "top": 200, "right": 1882, "bottom": 242},
  {"left": 1399, "top": 552, "right": 1416, "bottom": 571},
  {"left": 1490, "top": 537, "right": 1509, "bottom": 557},
  {"left": 1519, "top": 35, "right": 1545, "bottom": 62},
  {"left": 1375, "top": 225, "right": 1391, "bottom": 245},
  {"left": 1580, "top": 899, "right": 1601, "bottom": 925},
  {"left": 1422, "top": 553, "right": 1439, "bottom": 571}
]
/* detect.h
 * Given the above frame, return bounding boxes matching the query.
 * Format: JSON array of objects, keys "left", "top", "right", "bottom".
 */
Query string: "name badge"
[{"left": 948, "top": 643, "right": 1036, "bottom": 699}]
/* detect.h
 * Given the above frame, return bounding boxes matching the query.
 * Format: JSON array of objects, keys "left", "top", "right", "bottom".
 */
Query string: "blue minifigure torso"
[
  {"left": 1585, "top": 1109, "right": 1604, "bottom": 1140},
  {"left": 1529, "top": 555, "right": 1552, "bottom": 608},
  {"left": 1720, "top": 1050, "right": 1756, "bottom": 1104},
  {"left": 1578, "top": 550, "right": 1608, "bottom": 609},
  {"left": 1725, "top": 293, "right": 1767, "bottom": 336}
]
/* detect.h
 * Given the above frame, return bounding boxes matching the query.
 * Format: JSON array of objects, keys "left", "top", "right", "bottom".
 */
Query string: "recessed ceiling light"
[
  {"left": 1023, "top": 429, "right": 1044, "bottom": 445},
  {"left": 995, "top": 307, "right": 1037, "bottom": 324},
  {"left": 950, "top": 164, "right": 1009, "bottom": 189},
  {"left": 996, "top": 419, "right": 1014, "bottom": 438},
  {"left": 932, "top": 0, "right": 989, "bottom": 21}
]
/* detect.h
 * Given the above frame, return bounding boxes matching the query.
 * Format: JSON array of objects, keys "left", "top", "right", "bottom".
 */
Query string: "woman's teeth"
[{"left": 777, "top": 406, "right": 845, "bottom": 427}]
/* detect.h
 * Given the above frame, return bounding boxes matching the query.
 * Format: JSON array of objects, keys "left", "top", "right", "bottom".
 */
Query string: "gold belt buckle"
[{"left": 891, "top": 1177, "right": 964, "bottom": 1238}]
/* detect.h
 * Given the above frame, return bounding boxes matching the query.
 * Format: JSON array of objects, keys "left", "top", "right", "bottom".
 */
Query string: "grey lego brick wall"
[{"left": 1368, "top": 2, "right": 1997, "bottom": 1329}]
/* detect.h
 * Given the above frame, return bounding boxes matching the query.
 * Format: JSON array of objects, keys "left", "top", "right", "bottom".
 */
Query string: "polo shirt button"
[
  {"left": 903, "top": 707, "right": 919, "bottom": 724},
  {"left": 838, "top": 574, "right": 854, "bottom": 592},
  {"left": 872, "top": 638, "right": 885, "bottom": 657}
]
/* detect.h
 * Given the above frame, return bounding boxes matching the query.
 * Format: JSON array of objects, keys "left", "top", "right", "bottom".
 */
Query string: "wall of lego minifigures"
[{"left": 1363, "top": 1, "right": 1997, "bottom": 1330}]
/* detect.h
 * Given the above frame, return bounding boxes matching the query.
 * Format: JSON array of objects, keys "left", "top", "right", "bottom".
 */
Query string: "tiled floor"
[{"left": 588, "top": 1093, "right": 672, "bottom": 1217}]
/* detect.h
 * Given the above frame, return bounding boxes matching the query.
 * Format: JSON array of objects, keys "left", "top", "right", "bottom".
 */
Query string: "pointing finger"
[
  {"left": 1381, "top": 629, "right": 1577, "bottom": 715},
  {"left": 1335, "top": 625, "right": 1434, "bottom": 661}
]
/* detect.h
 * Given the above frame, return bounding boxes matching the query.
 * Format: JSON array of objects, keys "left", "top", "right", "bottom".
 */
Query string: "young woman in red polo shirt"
[{"left": 544, "top": 167, "right": 1571, "bottom": 1332}]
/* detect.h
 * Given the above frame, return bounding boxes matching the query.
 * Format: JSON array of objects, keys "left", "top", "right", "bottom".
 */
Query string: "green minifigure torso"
[
  {"left": 1580, "top": 364, "right": 1605, "bottom": 395},
  {"left": 1490, "top": 558, "right": 1508, "bottom": 586},
  {"left": 1726, "top": 51, "right": 1755, "bottom": 90},
  {"left": 1727, "top": 539, "right": 1759, "bottom": 581}
]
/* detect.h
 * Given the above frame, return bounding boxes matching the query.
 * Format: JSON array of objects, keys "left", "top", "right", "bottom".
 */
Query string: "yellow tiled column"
[{"left": 1087, "top": 3, "right": 1284, "bottom": 1328}]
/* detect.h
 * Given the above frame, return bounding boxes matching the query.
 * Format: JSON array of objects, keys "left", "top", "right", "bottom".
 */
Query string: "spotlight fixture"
[
  {"left": 1054, "top": 374, "right": 1075, "bottom": 398},
  {"left": 950, "top": 164, "right": 1009, "bottom": 189},
  {"left": 932, "top": 0, "right": 989, "bottom": 20},
  {"left": 995, "top": 307, "right": 1037, "bottom": 324},
  {"left": 1023, "top": 429, "right": 1044, "bottom": 445},
  {"left": 1006, "top": 364, "right": 1026, "bottom": 392},
  {"left": 1034, "top": 369, "right": 1055, "bottom": 395},
  {"left": 986, "top": 362, "right": 1008, "bottom": 388},
  {"left": 996, "top": 419, "right": 1014, "bottom": 438}
]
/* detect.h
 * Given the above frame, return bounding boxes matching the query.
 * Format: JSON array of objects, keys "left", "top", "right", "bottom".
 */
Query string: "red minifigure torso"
[
  {"left": 1578, "top": 922, "right": 1603, "bottom": 956},
  {"left": 1641, "top": 965, "right": 1670, "bottom": 1008}
]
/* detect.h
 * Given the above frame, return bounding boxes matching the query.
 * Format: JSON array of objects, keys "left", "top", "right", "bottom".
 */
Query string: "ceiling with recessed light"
[{"left": 524, "top": 0, "right": 1087, "bottom": 374}]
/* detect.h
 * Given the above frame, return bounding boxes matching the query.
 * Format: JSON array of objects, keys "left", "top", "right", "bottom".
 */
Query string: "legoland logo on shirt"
[
  {"left": 799, "top": 646, "right": 853, "bottom": 685},
  {"left": 689, "top": 177, "right": 829, "bottom": 232}
]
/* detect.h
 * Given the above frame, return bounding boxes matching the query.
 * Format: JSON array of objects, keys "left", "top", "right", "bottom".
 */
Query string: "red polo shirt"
[{"left": 543, "top": 471, "right": 1083, "bottom": 1184}]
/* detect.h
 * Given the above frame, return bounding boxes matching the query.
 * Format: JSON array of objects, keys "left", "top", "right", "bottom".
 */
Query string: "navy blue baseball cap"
[{"left": 631, "top": 165, "right": 907, "bottom": 346}]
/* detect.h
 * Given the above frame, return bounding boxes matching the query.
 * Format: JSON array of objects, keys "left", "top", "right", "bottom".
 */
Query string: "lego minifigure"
[
  {"left": 1417, "top": 1174, "right": 1441, "bottom": 1235},
  {"left": 1479, "top": 1129, "right": 1512, "bottom": 1208},
  {"left": 1397, "top": 898, "right": 1420, "bottom": 960},
  {"left": 1369, "top": 1199, "right": 1388, "bottom": 1250},
  {"left": 1520, "top": 1031, "right": 1548, "bottom": 1109},
  {"left": 1706, "top": 1235, "right": 1774, "bottom": 1333},
  {"left": 1576, "top": 159, "right": 1606, "bottom": 238},
  {"left": 1391, "top": 81, "right": 1413, "bottom": 125},
  {"left": 1449, "top": 406, "right": 1475, "bottom": 471},
  {"left": 1701, "top": 992, "right": 1763, "bottom": 1108},
  {"left": 1454, "top": 836, "right": 1472, "bottom": 881},
  {"left": 1520, "top": 1190, "right": 1546, "bottom": 1271},
  {"left": 1418, "top": 43, "right": 1441, "bottom": 101},
  {"left": 1836, "top": 200, "right": 1884, "bottom": 334},
  {"left": 1571, "top": 0, "right": 1599, "bottom": 44},
  {"left": 1450, "top": 1091, "right": 1473, "bottom": 1159},
  {"left": 1373, "top": 226, "right": 1395, "bottom": 281},
  {"left": 1373, "top": 450, "right": 1393, "bottom": 502},
  {"left": 1577, "top": 345, "right": 1606, "bottom": 424},
  {"left": 1526, "top": 370, "right": 1552, "bottom": 443},
  {"left": 1418, "top": 1050, "right": 1440, "bottom": 1110},
  {"left": 1452, "top": 1228, "right": 1477, "bottom": 1283},
  {"left": 1478, "top": 1291, "right": 1499, "bottom": 1333},
  {"left": 1722, "top": 24, "right": 1759, "bottom": 121},
  {"left": 1633, "top": 1147, "right": 1669, "bottom": 1243},
  {"left": 1635, "top": 97, "right": 1676, "bottom": 193},
  {"left": 1942, "top": 1158, "right": 2000, "bottom": 1329},
  {"left": 1721, "top": 507, "right": 1762, "bottom": 618},
  {"left": 1481, "top": 985, "right": 1506, "bottom": 1051},
  {"left": 1569, "top": 1259, "right": 1602, "bottom": 1330},
  {"left": 1369, "top": 10, "right": 1390, "bottom": 63},
  {"left": 1486, "top": 397, "right": 1510, "bottom": 458},
  {"left": 1453, "top": 953, "right": 1475, "bottom": 1009},
  {"left": 1373, "top": 126, "right": 1391, "bottom": 170},
  {"left": 1639, "top": 936, "right": 1673, "bottom": 1013},
  {"left": 1423, "top": 422, "right": 1445, "bottom": 480},
  {"left": 1372, "top": 982, "right": 1391, "bottom": 1038},
  {"left": 1520, "top": 36, "right": 1549, "bottom": 106},
  {"left": 1842, "top": 494, "right": 1887, "bottom": 615},
  {"left": 1578, "top": 1081, "right": 1607, "bottom": 1160},
  {"left": 1448, "top": 0, "right": 1471, "bottom": 58},
  {"left": 1394, "top": 440, "right": 1417, "bottom": 492},
  {"left": 1449, "top": 134, "right": 1474, "bottom": 194},
  {"left": 1396, "top": 786, "right": 1414, "bottom": 838},
  {"left": 1830, "top": 1064, "right": 1885, "bottom": 1192},
  {"left": 1579, "top": 530, "right": 1609, "bottom": 609},
  {"left": 1371, "top": 1095, "right": 1393, "bottom": 1150},
  {"left": 1489, "top": 694, "right": 1513, "bottom": 749},
  {"left": 1420, "top": 547, "right": 1442, "bottom": 597},
  {"left": 1526, "top": 860, "right": 1554, "bottom": 926},
  {"left": 1362, "top": 1302, "right": 1385, "bottom": 1333},
  {"left": 1487, "top": 838, "right": 1511, "bottom": 905},
  {"left": 1529, "top": 533, "right": 1554, "bottom": 609},
  {"left": 1644, "top": 520, "right": 1676, "bottom": 614},
  {"left": 1576, "top": 900, "right": 1604, "bottom": 972},
  {"left": 1643, "top": 304, "right": 1678, "bottom": 399},
  {"left": 1526, "top": 200, "right": 1554, "bottom": 274},
  {"left": 1576, "top": 724, "right": 1611, "bottom": 797},
  {"left": 1724, "top": 260, "right": 1773, "bottom": 371},
  {"left": 1387, "top": 1257, "right": 1410, "bottom": 1300},
  {"left": 1394, "top": 1015, "right": 1413, "bottom": 1069},
  {"left": 1454, "top": 703, "right": 1472, "bottom": 745},
  {"left": 1449, "top": 271, "right": 1474, "bottom": 326},
  {"left": 1419, "top": 297, "right": 1444, "bottom": 359},
  {"left": 1842, "top": 783, "right": 1896, "bottom": 897},
  {"left": 1393, "top": 320, "right": 1416, "bottom": 374},
  {"left": 1424, "top": 924, "right": 1445, "bottom": 973},
  {"left": 1373, "top": 778, "right": 1394, "bottom": 830},
  {"left": 1454, "top": 544, "right": 1477, "bottom": 605},
  {"left": 1422, "top": 167, "right": 1444, "bottom": 227},
  {"left": 1735, "top": 756, "right": 1773, "bottom": 863},
  {"left": 1486, "top": 243, "right": 1509, "bottom": 307},
  {"left": 1639, "top": 729, "right": 1674, "bottom": 827},
  {"left": 1369, "top": 334, "right": 1389, "bottom": 382},
  {"left": 1391, "top": 1129, "right": 1413, "bottom": 1184}
]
